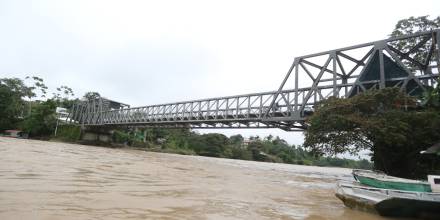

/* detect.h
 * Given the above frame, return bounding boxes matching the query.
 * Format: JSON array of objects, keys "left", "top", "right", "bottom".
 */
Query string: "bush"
[
  {"left": 113, "top": 130, "right": 131, "bottom": 144},
  {"left": 21, "top": 100, "right": 57, "bottom": 137},
  {"left": 55, "top": 124, "right": 81, "bottom": 142},
  {"left": 132, "top": 140, "right": 151, "bottom": 148},
  {"left": 231, "top": 147, "right": 253, "bottom": 160},
  {"left": 0, "top": 78, "right": 31, "bottom": 131},
  {"left": 160, "top": 147, "right": 196, "bottom": 155}
]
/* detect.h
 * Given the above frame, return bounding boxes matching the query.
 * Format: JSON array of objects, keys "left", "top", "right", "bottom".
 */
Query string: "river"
[{"left": 0, "top": 137, "right": 405, "bottom": 220}]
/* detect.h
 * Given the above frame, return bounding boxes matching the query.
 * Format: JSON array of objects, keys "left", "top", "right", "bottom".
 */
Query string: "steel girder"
[
  {"left": 266, "top": 29, "right": 440, "bottom": 121},
  {"left": 68, "top": 91, "right": 308, "bottom": 131},
  {"left": 67, "top": 30, "right": 440, "bottom": 131}
]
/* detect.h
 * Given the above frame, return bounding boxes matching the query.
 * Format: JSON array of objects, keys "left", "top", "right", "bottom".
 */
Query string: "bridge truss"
[{"left": 68, "top": 30, "right": 440, "bottom": 131}]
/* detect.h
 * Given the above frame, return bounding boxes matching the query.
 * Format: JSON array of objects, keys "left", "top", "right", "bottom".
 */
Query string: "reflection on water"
[{"left": 0, "top": 137, "right": 404, "bottom": 220}]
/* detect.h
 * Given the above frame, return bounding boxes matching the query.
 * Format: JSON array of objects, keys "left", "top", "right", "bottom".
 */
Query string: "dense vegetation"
[
  {"left": 106, "top": 127, "right": 372, "bottom": 169},
  {"left": 304, "top": 88, "right": 440, "bottom": 179},
  {"left": 0, "top": 76, "right": 75, "bottom": 137}
]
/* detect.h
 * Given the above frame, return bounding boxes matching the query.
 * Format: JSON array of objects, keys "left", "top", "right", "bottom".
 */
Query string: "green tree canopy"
[
  {"left": 303, "top": 15, "right": 440, "bottom": 179},
  {"left": 304, "top": 88, "right": 440, "bottom": 178},
  {"left": 0, "top": 78, "right": 34, "bottom": 130},
  {"left": 21, "top": 99, "right": 58, "bottom": 137},
  {"left": 389, "top": 15, "right": 440, "bottom": 70},
  {"left": 83, "top": 91, "right": 101, "bottom": 101}
]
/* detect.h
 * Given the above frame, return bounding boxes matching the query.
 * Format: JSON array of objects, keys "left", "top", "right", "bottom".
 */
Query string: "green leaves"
[
  {"left": 304, "top": 87, "right": 440, "bottom": 178},
  {"left": 0, "top": 78, "right": 33, "bottom": 130},
  {"left": 21, "top": 99, "right": 57, "bottom": 137},
  {"left": 0, "top": 76, "right": 78, "bottom": 137},
  {"left": 83, "top": 91, "right": 101, "bottom": 101},
  {"left": 25, "top": 76, "right": 48, "bottom": 98},
  {"left": 420, "top": 79, "right": 440, "bottom": 108},
  {"left": 389, "top": 16, "right": 440, "bottom": 70},
  {"left": 305, "top": 88, "right": 414, "bottom": 154}
]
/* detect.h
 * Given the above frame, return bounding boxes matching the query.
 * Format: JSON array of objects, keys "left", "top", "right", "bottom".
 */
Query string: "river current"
[{"left": 0, "top": 137, "right": 403, "bottom": 220}]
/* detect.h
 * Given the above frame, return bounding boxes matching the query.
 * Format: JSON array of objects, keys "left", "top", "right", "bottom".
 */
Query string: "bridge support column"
[{"left": 80, "top": 126, "right": 113, "bottom": 143}]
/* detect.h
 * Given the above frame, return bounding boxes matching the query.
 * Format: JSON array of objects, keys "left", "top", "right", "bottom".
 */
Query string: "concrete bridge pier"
[{"left": 80, "top": 126, "right": 113, "bottom": 143}]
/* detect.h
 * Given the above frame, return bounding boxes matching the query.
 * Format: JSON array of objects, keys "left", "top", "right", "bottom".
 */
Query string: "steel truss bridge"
[{"left": 67, "top": 30, "right": 440, "bottom": 131}]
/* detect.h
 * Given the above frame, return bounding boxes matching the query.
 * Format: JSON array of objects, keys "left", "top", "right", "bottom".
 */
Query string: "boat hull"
[
  {"left": 355, "top": 174, "right": 432, "bottom": 192},
  {"left": 335, "top": 191, "right": 378, "bottom": 214},
  {"left": 376, "top": 197, "right": 440, "bottom": 218},
  {"left": 335, "top": 182, "right": 440, "bottom": 218},
  {"left": 352, "top": 169, "right": 432, "bottom": 192}
]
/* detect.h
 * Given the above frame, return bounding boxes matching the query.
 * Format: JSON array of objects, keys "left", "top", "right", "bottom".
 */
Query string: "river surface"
[{"left": 0, "top": 137, "right": 407, "bottom": 220}]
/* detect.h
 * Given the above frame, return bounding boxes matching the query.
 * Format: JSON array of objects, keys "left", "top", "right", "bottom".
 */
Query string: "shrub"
[{"left": 55, "top": 124, "right": 81, "bottom": 142}]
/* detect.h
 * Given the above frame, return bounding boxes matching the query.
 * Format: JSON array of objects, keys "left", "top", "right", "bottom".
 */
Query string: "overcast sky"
[{"left": 1, "top": 0, "right": 438, "bottom": 150}]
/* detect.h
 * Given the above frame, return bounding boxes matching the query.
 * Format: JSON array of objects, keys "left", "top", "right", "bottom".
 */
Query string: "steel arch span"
[{"left": 67, "top": 30, "right": 440, "bottom": 131}]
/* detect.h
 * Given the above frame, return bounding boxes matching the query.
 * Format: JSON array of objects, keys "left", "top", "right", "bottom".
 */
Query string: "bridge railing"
[
  {"left": 69, "top": 80, "right": 362, "bottom": 129},
  {"left": 84, "top": 89, "right": 301, "bottom": 129}
]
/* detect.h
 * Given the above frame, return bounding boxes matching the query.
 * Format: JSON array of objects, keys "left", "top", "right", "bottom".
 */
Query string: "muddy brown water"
[{"left": 0, "top": 137, "right": 410, "bottom": 220}]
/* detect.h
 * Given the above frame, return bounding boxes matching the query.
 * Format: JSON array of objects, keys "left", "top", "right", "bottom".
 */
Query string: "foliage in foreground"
[
  {"left": 55, "top": 124, "right": 82, "bottom": 142},
  {"left": 304, "top": 88, "right": 440, "bottom": 179}
]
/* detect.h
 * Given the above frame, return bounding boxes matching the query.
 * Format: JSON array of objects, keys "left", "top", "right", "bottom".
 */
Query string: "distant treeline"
[{"left": 58, "top": 125, "right": 372, "bottom": 169}]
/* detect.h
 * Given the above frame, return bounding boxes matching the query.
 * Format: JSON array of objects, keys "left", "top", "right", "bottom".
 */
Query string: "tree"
[
  {"left": 0, "top": 76, "right": 77, "bottom": 137},
  {"left": 52, "top": 85, "right": 76, "bottom": 109},
  {"left": 83, "top": 91, "right": 101, "bottom": 101},
  {"left": 0, "top": 78, "right": 33, "bottom": 130},
  {"left": 303, "top": 16, "right": 440, "bottom": 178},
  {"left": 231, "top": 147, "right": 253, "bottom": 160},
  {"left": 23, "top": 76, "right": 50, "bottom": 117},
  {"left": 52, "top": 85, "right": 74, "bottom": 100},
  {"left": 420, "top": 79, "right": 440, "bottom": 109},
  {"left": 304, "top": 88, "right": 440, "bottom": 178},
  {"left": 198, "top": 133, "right": 229, "bottom": 157},
  {"left": 24, "top": 76, "right": 48, "bottom": 99},
  {"left": 248, "top": 141, "right": 266, "bottom": 161},
  {"left": 390, "top": 15, "right": 440, "bottom": 38},
  {"left": 272, "top": 136, "right": 287, "bottom": 146},
  {"left": 229, "top": 134, "right": 244, "bottom": 145},
  {"left": 21, "top": 99, "right": 58, "bottom": 137},
  {"left": 389, "top": 16, "right": 440, "bottom": 70},
  {"left": 265, "top": 134, "right": 273, "bottom": 141}
]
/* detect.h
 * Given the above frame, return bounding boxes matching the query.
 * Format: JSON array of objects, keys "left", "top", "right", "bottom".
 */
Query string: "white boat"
[{"left": 335, "top": 181, "right": 440, "bottom": 218}]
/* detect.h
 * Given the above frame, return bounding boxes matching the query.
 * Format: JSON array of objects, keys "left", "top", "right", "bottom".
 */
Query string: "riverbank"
[
  {"left": 0, "top": 137, "right": 395, "bottom": 220},
  {"left": 50, "top": 125, "right": 373, "bottom": 170}
]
